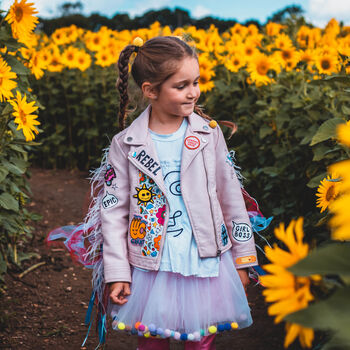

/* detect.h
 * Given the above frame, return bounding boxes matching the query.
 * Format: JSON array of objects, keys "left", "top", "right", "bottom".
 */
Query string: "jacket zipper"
[{"left": 202, "top": 152, "right": 221, "bottom": 258}]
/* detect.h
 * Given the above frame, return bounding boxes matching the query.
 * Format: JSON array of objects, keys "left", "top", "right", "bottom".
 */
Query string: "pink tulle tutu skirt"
[{"left": 109, "top": 250, "right": 252, "bottom": 341}]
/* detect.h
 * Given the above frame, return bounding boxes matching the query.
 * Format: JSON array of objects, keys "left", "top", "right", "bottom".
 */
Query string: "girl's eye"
[
  {"left": 194, "top": 81, "right": 199, "bottom": 86},
  {"left": 176, "top": 85, "right": 185, "bottom": 90}
]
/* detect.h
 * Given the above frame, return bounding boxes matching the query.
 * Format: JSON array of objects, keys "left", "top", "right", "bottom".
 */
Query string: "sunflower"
[
  {"left": 329, "top": 160, "right": 350, "bottom": 241},
  {"left": 76, "top": 50, "right": 92, "bottom": 72},
  {"left": 260, "top": 218, "right": 315, "bottom": 348},
  {"left": 266, "top": 22, "right": 285, "bottom": 36},
  {"left": 62, "top": 46, "right": 80, "bottom": 69},
  {"left": 315, "top": 53, "right": 340, "bottom": 74},
  {"left": 224, "top": 54, "right": 245, "bottom": 73},
  {"left": 284, "top": 322, "right": 314, "bottom": 348},
  {"left": 95, "top": 49, "right": 114, "bottom": 67},
  {"left": 247, "top": 52, "right": 279, "bottom": 86},
  {"left": 316, "top": 173, "right": 341, "bottom": 213},
  {"left": 51, "top": 28, "right": 70, "bottom": 46},
  {"left": 26, "top": 49, "right": 47, "bottom": 79},
  {"left": 199, "top": 70, "right": 215, "bottom": 93},
  {"left": 297, "top": 26, "right": 311, "bottom": 48},
  {"left": 47, "top": 49, "right": 64, "bottom": 73},
  {"left": 274, "top": 33, "right": 293, "bottom": 50},
  {"left": 0, "top": 57, "right": 18, "bottom": 102},
  {"left": 337, "top": 120, "right": 350, "bottom": 148},
  {"left": 9, "top": 90, "right": 40, "bottom": 141},
  {"left": 274, "top": 47, "right": 301, "bottom": 71},
  {"left": 5, "top": 0, "right": 38, "bottom": 41}
]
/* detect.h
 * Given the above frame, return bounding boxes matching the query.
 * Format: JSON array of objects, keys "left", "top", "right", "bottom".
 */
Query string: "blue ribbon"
[
  {"left": 250, "top": 215, "right": 273, "bottom": 232},
  {"left": 85, "top": 291, "right": 96, "bottom": 325}
]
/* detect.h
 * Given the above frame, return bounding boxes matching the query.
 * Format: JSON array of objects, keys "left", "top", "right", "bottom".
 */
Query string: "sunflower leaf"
[
  {"left": 0, "top": 192, "right": 19, "bottom": 212},
  {"left": 285, "top": 286, "right": 350, "bottom": 349},
  {"left": 288, "top": 243, "right": 350, "bottom": 276},
  {"left": 310, "top": 118, "right": 345, "bottom": 146},
  {"left": 5, "top": 55, "right": 31, "bottom": 75}
]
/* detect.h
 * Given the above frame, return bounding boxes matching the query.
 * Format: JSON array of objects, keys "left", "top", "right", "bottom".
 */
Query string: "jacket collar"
[{"left": 123, "top": 105, "right": 212, "bottom": 146}]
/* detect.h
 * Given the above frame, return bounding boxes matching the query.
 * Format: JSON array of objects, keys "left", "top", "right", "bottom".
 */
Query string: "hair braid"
[{"left": 117, "top": 45, "right": 138, "bottom": 130}]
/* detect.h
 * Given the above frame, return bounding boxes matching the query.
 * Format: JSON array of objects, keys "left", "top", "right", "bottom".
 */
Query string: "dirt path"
[{"left": 0, "top": 168, "right": 299, "bottom": 350}]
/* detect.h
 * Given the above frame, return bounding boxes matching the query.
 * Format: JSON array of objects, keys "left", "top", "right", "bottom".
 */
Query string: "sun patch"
[{"left": 133, "top": 183, "right": 156, "bottom": 205}]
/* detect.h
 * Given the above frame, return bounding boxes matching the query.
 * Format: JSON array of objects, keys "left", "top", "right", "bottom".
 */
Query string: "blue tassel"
[
  {"left": 253, "top": 265, "right": 267, "bottom": 276},
  {"left": 98, "top": 314, "right": 107, "bottom": 344},
  {"left": 81, "top": 307, "right": 95, "bottom": 347},
  {"left": 85, "top": 291, "right": 96, "bottom": 325}
]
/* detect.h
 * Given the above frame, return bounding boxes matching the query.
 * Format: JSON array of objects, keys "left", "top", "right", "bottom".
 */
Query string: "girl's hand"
[
  {"left": 237, "top": 268, "right": 250, "bottom": 293},
  {"left": 109, "top": 282, "right": 131, "bottom": 305}
]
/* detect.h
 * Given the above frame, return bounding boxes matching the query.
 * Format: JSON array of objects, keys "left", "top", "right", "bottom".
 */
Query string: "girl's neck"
[{"left": 148, "top": 106, "right": 185, "bottom": 135}]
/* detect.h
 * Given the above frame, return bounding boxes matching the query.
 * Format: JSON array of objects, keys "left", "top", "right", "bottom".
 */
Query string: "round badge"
[{"left": 184, "top": 136, "right": 200, "bottom": 150}]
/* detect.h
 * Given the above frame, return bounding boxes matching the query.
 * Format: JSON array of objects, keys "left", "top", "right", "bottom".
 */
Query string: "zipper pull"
[{"left": 216, "top": 249, "right": 221, "bottom": 258}]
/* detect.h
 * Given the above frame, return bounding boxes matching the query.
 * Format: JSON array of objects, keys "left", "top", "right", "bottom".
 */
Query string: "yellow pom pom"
[
  {"left": 118, "top": 322, "right": 125, "bottom": 330},
  {"left": 144, "top": 331, "right": 150, "bottom": 338},
  {"left": 208, "top": 325, "right": 217, "bottom": 334},
  {"left": 231, "top": 322, "right": 238, "bottom": 329},
  {"left": 133, "top": 37, "right": 144, "bottom": 47},
  {"left": 209, "top": 120, "right": 217, "bottom": 129}
]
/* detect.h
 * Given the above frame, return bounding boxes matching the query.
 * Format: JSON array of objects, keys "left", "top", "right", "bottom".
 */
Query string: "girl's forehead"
[{"left": 171, "top": 57, "right": 199, "bottom": 80}]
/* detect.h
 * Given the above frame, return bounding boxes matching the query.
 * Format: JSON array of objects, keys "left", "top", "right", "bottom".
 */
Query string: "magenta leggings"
[{"left": 137, "top": 334, "right": 216, "bottom": 350}]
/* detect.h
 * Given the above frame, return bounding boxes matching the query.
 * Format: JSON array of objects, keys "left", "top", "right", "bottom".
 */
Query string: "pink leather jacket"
[{"left": 101, "top": 105, "right": 258, "bottom": 283}]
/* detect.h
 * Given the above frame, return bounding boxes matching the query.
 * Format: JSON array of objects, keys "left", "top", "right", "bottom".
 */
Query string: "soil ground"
[{"left": 0, "top": 168, "right": 303, "bottom": 350}]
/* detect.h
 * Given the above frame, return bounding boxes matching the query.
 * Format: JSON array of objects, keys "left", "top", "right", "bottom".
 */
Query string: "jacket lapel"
[{"left": 181, "top": 113, "right": 211, "bottom": 174}]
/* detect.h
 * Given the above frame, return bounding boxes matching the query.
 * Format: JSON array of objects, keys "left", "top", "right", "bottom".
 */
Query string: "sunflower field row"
[{"left": 22, "top": 18, "right": 350, "bottom": 225}]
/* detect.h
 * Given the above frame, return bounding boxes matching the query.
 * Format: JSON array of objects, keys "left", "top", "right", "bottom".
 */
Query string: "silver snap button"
[
  {"left": 202, "top": 138, "right": 207, "bottom": 143},
  {"left": 126, "top": 137, "right": 133, "bottom": 142}
]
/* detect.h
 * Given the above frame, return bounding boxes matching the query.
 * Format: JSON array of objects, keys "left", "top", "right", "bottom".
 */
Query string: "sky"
[{"left": 1, "top": 0, "right": 350, "bottom": 27}]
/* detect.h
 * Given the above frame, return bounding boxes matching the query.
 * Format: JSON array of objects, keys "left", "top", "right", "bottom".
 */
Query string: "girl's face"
[{"left": 151, "top": 57, "right": 201, "bottom": 119}]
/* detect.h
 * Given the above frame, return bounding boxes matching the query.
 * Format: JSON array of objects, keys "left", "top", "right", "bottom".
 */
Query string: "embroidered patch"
[
  {"left": 102, "top": 192, "right": 118, "bottom": 209},
  {"left": 130, "top": 216, "right": 147, "bottom": 246},
  {"left": 221, "top": 224, "right": 228, "bottom": 246},
  {"left": 184, "top": 136, "right": 200, "bottom": 150},
  {"left": 133, "top": 184, "right": 156, "bottom": 205},
  {"left": 133, "top": 150, "right": 161, "bottom": 175},
  {"left": 131, "top": 171, "right": 166, "bottom": 258},
  {"left": 232, "top": 222, "right": 252, "bottom": 242},
  {"left": 105, "top": 164, "right": 116, "bottom": 186},
  {"left": 236, "top": 256, "right": 256, "bottom": 265}
]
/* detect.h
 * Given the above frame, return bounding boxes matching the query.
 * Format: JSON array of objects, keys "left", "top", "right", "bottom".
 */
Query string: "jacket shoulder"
[{"left": 110, "top": 128, "right": 129, "bottom": 157}]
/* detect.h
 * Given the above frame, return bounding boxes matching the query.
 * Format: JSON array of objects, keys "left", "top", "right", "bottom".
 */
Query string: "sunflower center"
[
  {"left": 257, "top": 62, "right": 269, "bottom": 75},
  {"left": 15, "top": 7, "right": 23, "bottom": 22},
  {"left": 282, "top": 50, "right": 292, "bottom": 60},
  {"left": 246, "top": 48, "right": 253, "bottom": 55},
  {"left": 321, "top": 59, "right": 331, "bottom": 70},
  {"left": 326, "top": 185, "right": 335, "bottom": 201},
  {"left": 234, "top": 59, "right": 240, "bottom": 65},
  {"left": 67, "top": 53, "right": 74, "bottom": 61},
  {"left": 19, "top": 109, "right": 27, "bottom": 125}
]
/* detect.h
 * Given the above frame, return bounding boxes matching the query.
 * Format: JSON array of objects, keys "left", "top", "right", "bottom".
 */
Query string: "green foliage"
[
  {"left": 285, "top": 286, "right": 350, "bottom": 350},
  {"left": 30, "top": 66, "right": 121, "bottom": 169},
  {"left": 202, "top": 67, "right": 349, "bottom": 239},
  {"left": 0, "top": 21, "right": 41, "bottom": 284}
]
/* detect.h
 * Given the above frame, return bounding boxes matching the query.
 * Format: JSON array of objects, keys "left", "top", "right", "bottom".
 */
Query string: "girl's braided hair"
[{"left": 116, "top": 36, "right": 236, "bottom": 137}]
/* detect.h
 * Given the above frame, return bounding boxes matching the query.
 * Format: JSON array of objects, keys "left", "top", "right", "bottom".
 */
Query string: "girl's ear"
[{"left": 141, "top": 81, "right": 158, "bottom": 100}]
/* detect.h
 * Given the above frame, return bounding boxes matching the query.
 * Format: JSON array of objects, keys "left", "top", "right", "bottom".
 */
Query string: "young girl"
[
  {"left": 103, "top": 35, "right": 262, "bottom": 350},
  {"left": 48, "top": 35, "right": 271, "bottom": 349}
]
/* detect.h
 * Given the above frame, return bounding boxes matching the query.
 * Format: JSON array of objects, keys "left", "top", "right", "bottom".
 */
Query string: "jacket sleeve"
[
  {"left": 101, "top": 135, "right": 131, "bottom": 283},
  {"left": 215, "top": 126, "right": 258, "bottom": 269}
]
